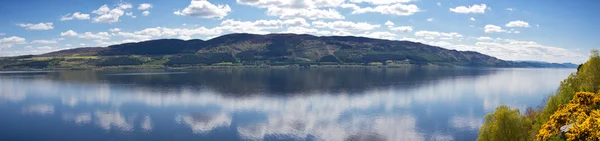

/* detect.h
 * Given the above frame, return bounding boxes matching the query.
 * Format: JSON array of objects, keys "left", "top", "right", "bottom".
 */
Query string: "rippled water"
[{"left": 0, "top": 68, "right": 574, "bottom": 141}]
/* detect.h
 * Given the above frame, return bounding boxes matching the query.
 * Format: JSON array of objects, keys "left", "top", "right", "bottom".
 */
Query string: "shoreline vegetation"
[
  {"left": 477, "top": 49, "right": 600, "bottom": 141},
  {"left": 0, "top": 60, "right": 577, "bottom": 71},
  {"left": 0, "top": 65, "right": 420, "bottom": 71},
  {"left": 0, "top": 55, "right": 577, "bottom": 71},
  {"left": 0, "top": 56, "right": 429, "bottom": 71},
  {"left": 0, "top": 57, "right": 442, "bottom": 71}
]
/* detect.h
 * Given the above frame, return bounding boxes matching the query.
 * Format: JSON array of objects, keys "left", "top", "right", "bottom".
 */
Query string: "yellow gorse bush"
[
  {"left": 536, "top": 92, "right": 600, "bottom": 140},
  {"left": 567, "top": 110, "right": 600, "bottom": 141}
]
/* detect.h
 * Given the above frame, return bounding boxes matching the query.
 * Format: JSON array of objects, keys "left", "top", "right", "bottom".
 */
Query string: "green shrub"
[{"left": 478, "top": 105, "right": 534, "bottom": 141}]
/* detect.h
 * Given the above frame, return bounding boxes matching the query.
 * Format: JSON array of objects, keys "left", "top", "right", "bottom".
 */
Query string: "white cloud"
[
  {"left": 449, "top": 4, "right": 487, "bottom": 14},
  {"left": 118, "top": 3, "right": 133, "bottom": 10},
  {"left": 116, "top": 32, "right": 153, "bottom": 40},
  {"left": 312, "top": 20, "right": 327, "bottom": 28},
  {"left": 17, "top": 22, "right": 54, "bottom": 30},
  {"left": 178, "top": 35, "right": 192, "bottom": 40},
  {"left": 61, "top": 30, "right": 110, "bottom": 40},
  {"left": 484, "top": 24, "right": 507, "bottom": 33},
  {"left": 478, "top": 36, "right": 493, "bottom": 40},
  {"left": 93, "top": 39, "right": 143, "bottom": 47},
  {"left": 253, "top": 20, "right": 285, "bottom": 29},
  {"left": 505, "top": 20, "right": 530, "bottom": 28},
  {"left": 216, "top": 19, "right": 282, "bottom": 34},
  {"left": 341, "top": 3, "right": 420, "bottom": 16},
  {"left": 61, "top": 30, "right": 78, "bottom": 36},
  {"left": 36, "top": 46, "right": 53, "bottom": 50},
  {"left": 174, "top": 0, "right": 231, "bottom": 19},
  {"left": 60, "top": 12, "right": 91, "bottom": 21},
  {"left": 109, "top": 28, "right": 121, "bottom": 32},
  {"left": 134, "top": 28, "right": 162, "bottom": 36},
  {"left": 385, "top": 21, "right": 413, "bottom": 32},
  {"left": 426, "top": 18, "right": 433, "bottom": 22},
  {"left": 79, "top": 32, "right": 111, "bottom": 40},
  {"left": 138, "top": 3, "right": 153, "bottom": 10},
  {"left": 470, "top": 17, "right": 476, "bottom": 21},
  {"left": 385, "top": 21, "right": 394, "bottom": 27},
  {"left": 332, "top": 31, "right": 353, "bottom": 36},
  {"left": 472, "top": 40, "right": 585, "bottom": 63},
  {"left": 413, "top": 37, "right": 586, "bottom": 63},
  {"left": 31, "top": 40, "right": 58, "bottom": 44},
  {"left": 283, "top": 18, "right": 309, "bottom": 27},
  {"left": 357, "top": 31, "right": 397, "bottom": 40},
  {"left": 126, "top": 12, "right": 136, "bottom": 18},
  {"left": 91, "top": 3, "right": 135, "bottom": 23},
  {"left": 389, "top": 26, "right": 413, "bottom": 32},
  {"left": 0, "top": 36, "right": 27, "bottom": 49},
  {"left": 312, "top": 20, "right": 380, "bottom": 31},
  {"left": 92, "top": 4, "right": 129, "bottom": 23},
  {"left": 142, "top": 11, "right": 150, "bottom": 16},
  {"left": 236, "top": 0, "right": 345, "bottom": 19},
  {"left": 436, "top": 2, "right": 441, "bottom": 6},
  {"left": 506, "top": 8, "right": 514, "bottom": 11},
  {"left": 349, "top": 0, "right": 412, "bottom": 5},
  {"left": 114, "top": 25, "right": 226, "bottom": 41},
  {"left": 92, "top": 5, "right": 110, "bottom": 15},
  {"left": 282, "top": 26, "right": 331, "bottom": 35},
  {"left": 236, "top": 0, "right": 344, "bottom": 9},
  {"left": 415, "top": 30, "right": 463, "bottom": 39},
  {"left": 266, "top": 7, "right": 344, "bottom": 20},
  {"left": 0, "top": 36, "right": 26, "bottom": 44},
  {"left": 95, "top": 9, "right": 124, "bottom": 23}
]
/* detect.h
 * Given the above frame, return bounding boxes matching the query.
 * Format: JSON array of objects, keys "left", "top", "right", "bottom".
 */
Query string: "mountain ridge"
[{"left": 1, "top": 33, "right": 577, "bottom": 69}]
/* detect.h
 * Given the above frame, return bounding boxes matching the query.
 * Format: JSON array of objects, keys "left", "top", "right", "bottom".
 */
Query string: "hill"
[{"left": 0, "top": 33, "right": 578, "bottom": 69}]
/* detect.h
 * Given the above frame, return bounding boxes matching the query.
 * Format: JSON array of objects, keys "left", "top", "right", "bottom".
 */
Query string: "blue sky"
[{"left": 0, "top": 0, "right": 598, "bottom": 63}]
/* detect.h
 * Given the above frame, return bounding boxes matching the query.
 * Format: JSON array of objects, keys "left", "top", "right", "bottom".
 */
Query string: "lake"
[{"left": 0, "top": 68, "right": 574, "bottom": 141}]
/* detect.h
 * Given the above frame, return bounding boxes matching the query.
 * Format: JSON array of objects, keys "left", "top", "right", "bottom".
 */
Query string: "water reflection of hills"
[
  {"left": 34, "top": 68, "right": 498, "bottom": 96},
  {"left": 0, "top": 68, "right": 574, "bottom": 141}
]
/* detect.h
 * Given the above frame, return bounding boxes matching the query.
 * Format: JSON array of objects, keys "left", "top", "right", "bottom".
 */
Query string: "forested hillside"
[{"left": 0, "top": 33, "right": 577, "bottom": 70}]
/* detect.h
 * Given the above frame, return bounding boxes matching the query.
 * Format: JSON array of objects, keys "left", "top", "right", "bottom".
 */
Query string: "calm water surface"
[{"left": 0, "top": 68, "right": 574, "bottom": 141}]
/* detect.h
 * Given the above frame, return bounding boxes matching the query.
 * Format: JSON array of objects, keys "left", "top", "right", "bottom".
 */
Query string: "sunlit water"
[{"left": 0, "top": 68, "right": 574, "bottom": 141}]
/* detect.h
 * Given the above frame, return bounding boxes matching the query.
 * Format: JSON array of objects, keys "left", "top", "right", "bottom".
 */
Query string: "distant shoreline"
[
  {"left": 0, "top": 64, "right": 578, "bottom": 71},
  {"left": 0, "top": 64, "right": 419, "bottom": 71}
]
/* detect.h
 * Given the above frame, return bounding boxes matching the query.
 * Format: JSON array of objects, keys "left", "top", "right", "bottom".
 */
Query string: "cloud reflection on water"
[
  {"left": 94, "top": 111, "right": 135, "bottom": 132},
  {"left": 141, "top": 116, "right": 153, "bottom": 132},
  {"left": 0, "top": 68, "right": 574, "bottom": 140},
  {"left": 22, "top": 104, "right": 54, "bottom": 115},
  {"left": 63, "top": 113, "right": 92, "bottom": 125},
  {"left": 176, "top": 113, "right": 231, "bottom": 134}
]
